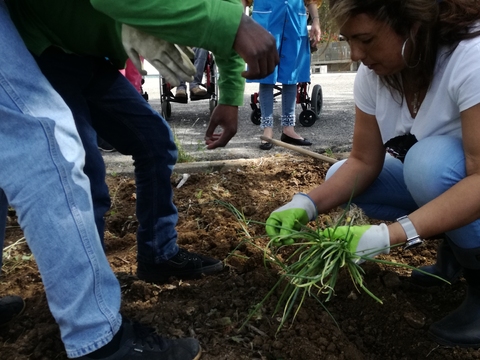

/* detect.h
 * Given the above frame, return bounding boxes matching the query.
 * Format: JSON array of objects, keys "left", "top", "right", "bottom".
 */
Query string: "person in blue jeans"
[
  {"left": 30, "top": 48, "right": 226, "bottom": 284},
  {"left": 175, "top": 47, "right": 211, "bottom": 101},
  {"left": 7, "top": 0, "right": 279, "bottom": 287},
  {"left": 8, "top": 0, "right": 229, "bottom": 285},
  {"left": 0, "top": 3, "right": 202, "bottom": 358}
]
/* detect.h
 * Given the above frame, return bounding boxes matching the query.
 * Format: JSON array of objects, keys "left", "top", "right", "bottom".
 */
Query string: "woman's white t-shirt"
[{"left": 354, "top": 32, "right": 480, "bottom": 144}]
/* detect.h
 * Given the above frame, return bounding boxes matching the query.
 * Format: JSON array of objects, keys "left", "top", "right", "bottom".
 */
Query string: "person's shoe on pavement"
[
  {"left": 137, "top": 248, "right": 224, "bottom": 284},
  {"left": 79, "top": 318, "right": 201, "bottom": 359},
  {"left": 280, "top": 132, "right": 312, "bottom": 146},
  {"left": 175, "top": 88, "right": 187, "bottom": 100},
  {"left": 0, "top": 295, "right": 25, "bottom": 327},
  {"left": 190, "top": 87, "right": 210, "bottom": 100}
]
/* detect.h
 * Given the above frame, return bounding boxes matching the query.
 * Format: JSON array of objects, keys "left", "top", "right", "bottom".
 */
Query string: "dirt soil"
[{"left": 1, "top": 155, "right": 478, "bottom": 360}]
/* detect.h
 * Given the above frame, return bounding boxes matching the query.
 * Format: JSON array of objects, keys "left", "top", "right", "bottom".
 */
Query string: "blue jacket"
[{"left": 248, "top": 0, "right": 311, "bottom": 84}]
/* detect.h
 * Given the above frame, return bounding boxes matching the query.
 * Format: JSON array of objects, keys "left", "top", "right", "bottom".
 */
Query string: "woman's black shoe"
[
  {"left": 280, "top": 133, "right": 312, "bottom": 146},
  {"left": 410, "top": 238, "right": 462, "bottom": 287},
  {"left": 260, "top": 142, "right": 273, "bottom": 150}
]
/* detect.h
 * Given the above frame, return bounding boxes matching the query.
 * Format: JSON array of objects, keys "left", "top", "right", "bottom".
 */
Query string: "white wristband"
[{"left": 397, "top": 215, "right": 423, "bottom": 250}]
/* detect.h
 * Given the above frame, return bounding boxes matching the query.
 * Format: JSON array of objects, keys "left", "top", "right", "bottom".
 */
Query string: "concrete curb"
[
  {"left": 105, "top": 153, "right": 348, "bottom": 177},
  {"left": 172, "top": 158, "right": 265, "bottom": 173},
  {"left": 105, "top": 156, "right": 292, "bottom": 176}
]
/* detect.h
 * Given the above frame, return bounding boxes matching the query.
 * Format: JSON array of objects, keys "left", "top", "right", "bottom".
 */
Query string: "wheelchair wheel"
[
  {"left": 299, "top": 109, "right": 316, "bottom": 127},
  {"left": 311, "top": 84, "right": 323, "bottom": 118},
  {"left": 209, "top": 99, "right": 217, "bottom": 115},
  {"left": 250, "top": 108, "right": 261, "bottom": 125},
  {"left": 161, "top": 101, "right": 171, "bottom": 120}
]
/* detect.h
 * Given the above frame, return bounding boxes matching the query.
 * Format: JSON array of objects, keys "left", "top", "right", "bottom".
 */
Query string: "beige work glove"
[{"left": 121, "top": 24, "right": 195, "bottom": 87}]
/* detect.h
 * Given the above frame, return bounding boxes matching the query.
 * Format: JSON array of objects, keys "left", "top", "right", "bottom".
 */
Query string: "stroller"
[
  {"left": 249, "top": 82, "right": 323, "bottom": 127},
  {"left": 159, "top": 51, "right": 219, "bottom": 120}
]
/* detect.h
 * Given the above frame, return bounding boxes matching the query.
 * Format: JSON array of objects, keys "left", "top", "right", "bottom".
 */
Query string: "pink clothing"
[{"left": 120, "top": 58, "right": 143, "bottom": 93}]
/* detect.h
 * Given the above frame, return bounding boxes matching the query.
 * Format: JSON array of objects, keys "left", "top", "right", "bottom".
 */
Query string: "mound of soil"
[{"left": 0, "top": 155, "right": 475, "bottom": 359}]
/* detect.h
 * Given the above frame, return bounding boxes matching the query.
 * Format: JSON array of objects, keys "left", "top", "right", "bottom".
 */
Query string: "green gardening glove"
[
  {"left": 322, "top": 224, "right": 391, "bottom": 263},
  {"left": 266, "top": 193, "right": 318, "bottom": 242}
]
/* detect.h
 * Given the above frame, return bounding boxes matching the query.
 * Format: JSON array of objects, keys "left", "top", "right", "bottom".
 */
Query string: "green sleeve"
[
  {"left": 90, "top": 0, "right": 246, "bottom": 105},
  {"left": 6, "top": 0, "right": 127, "bottom": 67},
  {"left": 90, "top": 0, "right": 241, "bottom": 58},
  {"left": 215, "top": 49, "right": 245, "bottom": 106}
]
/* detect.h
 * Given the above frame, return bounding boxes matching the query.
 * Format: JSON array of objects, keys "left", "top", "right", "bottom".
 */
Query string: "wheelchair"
[
  {"left": 159, "top": 51, "right": 219, "bottom": 120},
  {"left": 249, "top": 82, "right": 323, "bottom": 127}
]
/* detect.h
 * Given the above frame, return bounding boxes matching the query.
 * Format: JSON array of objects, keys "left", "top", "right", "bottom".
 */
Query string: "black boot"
[
  {"left": 410, "top": 237, "right": 462, "bottom": 287},
  {"left": 428, "top": 268, "right": 480, "bottom": 348}
]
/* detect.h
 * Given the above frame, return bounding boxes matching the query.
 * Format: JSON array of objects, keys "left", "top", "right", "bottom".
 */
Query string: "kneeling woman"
[{"left": 266, "top": 0, "right": 480, "bottom": 348}]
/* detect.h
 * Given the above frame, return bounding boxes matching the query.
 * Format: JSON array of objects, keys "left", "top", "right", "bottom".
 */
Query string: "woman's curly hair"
[{"left": 329, "top": 0, "right": 480, "bottom": 95}]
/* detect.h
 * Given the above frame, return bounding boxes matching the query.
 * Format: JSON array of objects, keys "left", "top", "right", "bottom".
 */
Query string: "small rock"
[
  {"left": 382, "top": 271, "right": 401, "bottom": 288},
  {"left": 215, "top": 317, "right": 232, "bottom": 327},
  {"left": 273, "top": 340, "right": 283, "bottom": 349},
  {"left": 347, "top": 291, "right": 358, "bottom": 300},
  {"left": 326, "top": 342, "right": 337, "bottom": 352},
  {"left": 403, "top": 311, "right": 426, "bottom": 329}
]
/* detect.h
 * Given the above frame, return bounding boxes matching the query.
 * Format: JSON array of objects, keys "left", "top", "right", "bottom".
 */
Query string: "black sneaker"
[
  {"left": 79, "top": 319, "right": 201, "bottom": 360},
  {"left": 0, "top": 295, "right": 25, "bottom": 327},
  {"left": 137, "top": 248, "right": 224, "bottom": 284}
]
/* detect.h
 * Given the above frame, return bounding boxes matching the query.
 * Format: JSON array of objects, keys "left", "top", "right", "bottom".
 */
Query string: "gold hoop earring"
[{"left": 401, "top": 38, "right": 421, "bottom": 68}]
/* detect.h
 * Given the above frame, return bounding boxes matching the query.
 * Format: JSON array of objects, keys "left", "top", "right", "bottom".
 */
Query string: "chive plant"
[{"left": 215, "top": 200, "right": 448, "bottom": 332}]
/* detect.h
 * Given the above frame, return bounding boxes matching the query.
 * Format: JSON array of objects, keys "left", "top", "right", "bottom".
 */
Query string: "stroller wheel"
[
  {"left": 311, "top": 84, "right": 323, "bottom": 118},
  {"left": 299, "top": 109, "right": 316, "bottom": 127},
  {"left": 250, "top": 108, "right": 261, "bottom": 125},
  {"left": 161, "top": 101, "right": 172, "bottom": 120}
]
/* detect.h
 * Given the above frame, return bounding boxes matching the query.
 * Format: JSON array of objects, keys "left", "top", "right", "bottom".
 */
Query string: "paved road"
[{"left": 103, "top": 71, "right": 356, "bottom": 174}]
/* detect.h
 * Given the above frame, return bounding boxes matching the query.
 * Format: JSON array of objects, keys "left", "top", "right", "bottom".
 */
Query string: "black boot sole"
[
  {"left": 410, "top": 266, "right": 462, "bottom": 288},
  {"left": 428, "top": 331, "right": 480, "bottom": 349}
]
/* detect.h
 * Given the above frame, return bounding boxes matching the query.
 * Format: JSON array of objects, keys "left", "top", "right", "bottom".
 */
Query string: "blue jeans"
[
  {"left": 326, "top": 136, "right": 480, "bottom": 249},
  {"left": 0, "top": 2, "right": 121, "bottom": 357},
  {"left": 34, "top": 49, "right": 180, "bottom": 264},
  {"left": 259, "top": 83, "right": 296, "bottom": 129},
  {"left": 177, "top": 47, "right": 208, "bottom": 90}
]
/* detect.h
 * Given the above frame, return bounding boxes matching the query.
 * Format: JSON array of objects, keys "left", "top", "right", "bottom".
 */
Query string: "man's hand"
[
  {"left": 265, "top": 193, "right": 318, "bottom": 239},
  {"left": 121, "top": 24, "right": 195, "bottom": 87},
  {"left": 322, "top": 224, "right": 391, "bottom": 263},
  {"left": 204, "top": 104, "right": 238, "bottom": 149},
  {"left": 233, "top": 14, "right": 279, "bottom": 79}
]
